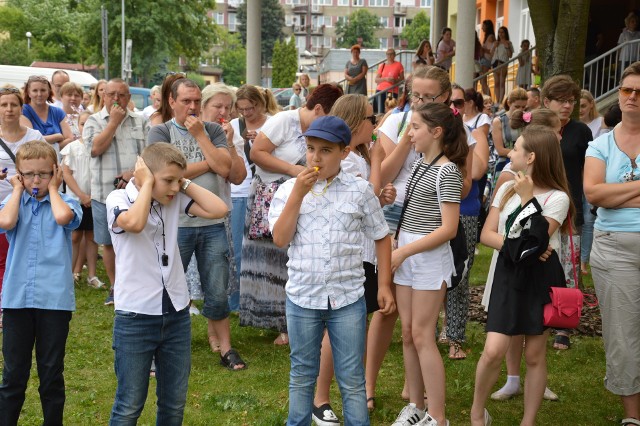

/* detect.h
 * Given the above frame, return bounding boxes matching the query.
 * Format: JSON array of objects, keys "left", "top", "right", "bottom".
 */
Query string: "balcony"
[
  {"left": 293, "top": 25, "right": 307, "bottom": 34},
  {"left": 310, "top": 25, "right": 325, "bottom": 34},
  {"left": 393, "top": 3, "right": 407, "bottom": 15},
  {"left": 393, "top": 27, "right": 403, "bottom": 36}
]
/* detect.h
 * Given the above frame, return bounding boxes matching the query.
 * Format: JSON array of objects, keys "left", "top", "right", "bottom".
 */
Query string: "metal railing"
[
  {"left": 471, "top": 46, "right": 537, "bottom": 104},
  {"left": 583, "top": 39, "right": 640, "bottom": 102}
]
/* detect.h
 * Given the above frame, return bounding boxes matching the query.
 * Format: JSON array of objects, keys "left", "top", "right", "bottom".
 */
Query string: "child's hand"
[
  {"left": 293, "top": 167, "right": 319, "bottom": 197},
  {"left": 48, "top": 164, "right": 64, "bottom": 191},
  {"left": 538, "top": 244, "right": 553, "bottom": 262},
  {"left": 513, "top": 171, "right": 534, "bottom": 205},
  {"left": 370, "top": 136, "right": 385, "bottom": 164},
  {"left": 390, "top": 247, "right": 407, "bottom": 274},
  {"left": 379, "top": 183, "right": 396, "bottom": 206},
  {"left": 377, "top": 287, "right": 396, "bottom": 315},
  {"left": 8, "top": 174, "right": 24, "bottom": 191},
  {"left": 0, "top": 169, "right": 7, "bottom": 180},
  {"left": 133, "top": 156, "right": 154, "bottom": 188},
  {"left": 79, "top": 192, "right": 92, "bottom": 207}
]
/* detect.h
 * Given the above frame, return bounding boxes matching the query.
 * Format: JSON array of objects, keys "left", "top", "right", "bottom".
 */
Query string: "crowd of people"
[{"left": 0, "top": 38, "right": 637, "bottom": 426}]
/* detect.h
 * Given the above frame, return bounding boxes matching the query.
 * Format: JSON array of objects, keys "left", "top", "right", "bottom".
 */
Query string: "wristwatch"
[{"left": 180, "top": 179, "right": 192, "bottom": 193}]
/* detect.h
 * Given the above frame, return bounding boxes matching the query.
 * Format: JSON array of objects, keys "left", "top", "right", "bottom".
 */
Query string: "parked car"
[
  {"left": 272, "top": 87, "right": 295, "bottom": 109},
  {"left": 129, "top": 86, "right": 151, "bottom": 110}
]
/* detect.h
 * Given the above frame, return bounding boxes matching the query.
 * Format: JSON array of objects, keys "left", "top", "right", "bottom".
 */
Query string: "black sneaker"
[
  {"left": 104, "top": 288, "right": 114, "bottom": 306},
  {"left": 312, "top": 403, "right": 340, "bottom": 426}
]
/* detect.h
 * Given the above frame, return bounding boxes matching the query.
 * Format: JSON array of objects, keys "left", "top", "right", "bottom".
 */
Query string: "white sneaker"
[
  {"left": 543, "top": 387, "right": 559, "bottom": 401},
  {"left": 189, "top": 305, "right": 200, "bottom": 316},
  {"left": 87, "top": 276, "right": 105, "bottom": 289},
  {"left": 490, "top": 386, "right": 523, "bottom": 401},
  {"left": 415, "top": 413, "right": 449, "bottom": 426},
  {"left": 392, "top": 403, "right": 425, "bottom": 426}
]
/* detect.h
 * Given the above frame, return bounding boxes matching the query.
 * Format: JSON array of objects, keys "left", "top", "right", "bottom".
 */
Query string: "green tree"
[
  {"left": 401, "top": 11, "right": 430, "bottom": 49},
  {"left": 335, "top": 9, "right": 382, "bottom": 49},
  {"left": 237, "top": 0, "right": 285, "bottom": 65},
  {"left": 272, "top": 36, "right": 297, "bottom": 88},
  {"left": 217, "top": 30, "right": 247, "bottom": 87},
  {"left": 529, "top": 0, "right": 590, "bottom": 85}
]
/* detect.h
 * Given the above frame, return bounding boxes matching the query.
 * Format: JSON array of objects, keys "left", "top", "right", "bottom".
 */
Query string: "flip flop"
[{"left": 220, "top": 348, "right": 247, "bottom": 371}]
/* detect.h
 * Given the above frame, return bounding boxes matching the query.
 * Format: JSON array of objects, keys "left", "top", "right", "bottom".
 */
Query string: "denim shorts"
[
  {"left": 91, "top": 200, "right": 112, "bottom": 245},
  {"left": 383, "top": 203, "right": 402, "bottom": 235}
]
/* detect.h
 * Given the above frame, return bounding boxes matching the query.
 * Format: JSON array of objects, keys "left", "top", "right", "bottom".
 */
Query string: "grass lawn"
[{"left": 1, "top": 245, "right": 621, "bottom": 425}]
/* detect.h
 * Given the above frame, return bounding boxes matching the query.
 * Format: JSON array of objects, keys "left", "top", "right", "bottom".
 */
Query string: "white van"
[{"left": 0, "top": 65, "right": 98, "bottom": 89}]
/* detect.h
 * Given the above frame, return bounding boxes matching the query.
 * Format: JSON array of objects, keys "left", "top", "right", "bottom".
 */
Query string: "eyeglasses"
[
  {"left": 365, "top": 115, "right": 377, "bottom": 126},
  {"left": 0, "top": 87, "right": 20, "bottom": 95},
  {"left": 451, "top": 99, "right": 466, "bottom": 108},
  {"left": 105, "top": 92, "right": 129, "bottom": 98},
  {"left": 236, "top": 106, "right": 255, "bottom": 114},
  {"left": 553, "top": 98, "right": 577, "bottom": 106},
  {"left": 412, "top": 90, "right": 446, "bottom": 104},
  {"left": 619, "top": 87, "right": 640, "bottom": 97},
  {"left": 20, "top": 171, "right": 54, "bottom": 181}
]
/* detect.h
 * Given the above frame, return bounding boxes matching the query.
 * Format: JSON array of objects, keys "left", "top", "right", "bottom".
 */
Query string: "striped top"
[{"left": 400, "top": 160, "right": 462, "bottom": 235}]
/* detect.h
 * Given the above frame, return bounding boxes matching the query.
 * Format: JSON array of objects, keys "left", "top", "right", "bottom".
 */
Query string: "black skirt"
[{"left": 486, "top": 251, "right": 566, "bottom": 336}]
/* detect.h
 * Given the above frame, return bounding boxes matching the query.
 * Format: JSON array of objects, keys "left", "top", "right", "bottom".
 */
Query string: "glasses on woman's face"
[
  {"left": 364, "top": 115, "right": 377, "bottom": 126},
  {"left": 553, "top": 98, "right": 577, "bottom": 106},
  {"left": 236, "top": 105, "right": 255, "bottom": 114},
  {"left": 619, "top": 87, "right": 640, "bottom": 97},
  {"left": 451, "top": 99, "right": 466, "bottom": 109},
  {"left": 412, "top": 90, "right": 445, "bottom": 104}
]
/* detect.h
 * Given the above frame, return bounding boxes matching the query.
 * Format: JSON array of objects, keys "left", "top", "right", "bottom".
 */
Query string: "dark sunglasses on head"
[
  {"left": 0, "top": 87, "right": 20, "bottom": 95},
  {"left": 451, "top": 99, "right": 465, "bottom": 108},
  {"left": 165, "top": 71, "right": 187, "bottom": 78},
  {"left": 365, "top": 115, "right": 377, "bottom": 126}
]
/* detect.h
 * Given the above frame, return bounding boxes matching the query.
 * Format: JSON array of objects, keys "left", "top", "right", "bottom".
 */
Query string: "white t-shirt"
[
  {"left": 61, "top": 139, "right": 91, "bottom": 201},
  {"left": 229, "top": 115, "right": 272, "bottom": 198},
  {"left": 465, "top": 113, "right": 492, "bottom": 132},
  {"left": 142, "top": 105, "right": 157, "bottom": 120},
  {"left": 492, "top": 181, "right": 569, "bottom": 251},
  {"left": 0, "top": 127, "right": 45, "bottom": 200},
  {"left": 257, "top": 110, "right": 307, "bottom": 183}
]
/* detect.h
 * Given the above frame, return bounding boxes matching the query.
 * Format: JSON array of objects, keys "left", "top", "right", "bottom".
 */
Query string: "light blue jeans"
[
  {"left": 286, "top": 297, "right": 369, "bottom": 426},
  {"left": 109, "top": 308, "right": 191, "bottom": 426}
]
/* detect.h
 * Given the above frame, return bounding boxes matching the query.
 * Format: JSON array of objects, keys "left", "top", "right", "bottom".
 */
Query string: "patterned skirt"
[{"left": 239, "top": 177, "right": 288, "bottom": 333}]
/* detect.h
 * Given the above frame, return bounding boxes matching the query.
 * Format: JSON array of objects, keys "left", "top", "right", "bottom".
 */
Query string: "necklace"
[
  {"left": 171, "top": 118, "right": 189, "bottom": 136},
  {"left": 309, "top": 178, "right": 334, "bottom": 197}
]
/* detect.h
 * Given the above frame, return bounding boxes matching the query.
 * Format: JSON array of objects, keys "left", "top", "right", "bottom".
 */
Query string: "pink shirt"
[{"left": 376, "top": 61, "right": 404, "bottom": 94}]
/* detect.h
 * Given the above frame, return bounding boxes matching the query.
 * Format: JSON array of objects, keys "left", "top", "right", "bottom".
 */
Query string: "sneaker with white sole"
[
  {"left": 312, "top": 403, "right": 339, "bottom": 426},
  {"left": 490, "top": 386, "right": 523, "bottom": 401},
  {"left": 189, "top": 305, "right": 200, "bottom": 316},
  {"left": 392, "top": 403, "right": 425, "bottom": 426},
  {"left": 416, "top": 413, "right": 449, "bottom": 426},
  {"left": 543, "top": 387, "right": 559, "bottom": 401}
]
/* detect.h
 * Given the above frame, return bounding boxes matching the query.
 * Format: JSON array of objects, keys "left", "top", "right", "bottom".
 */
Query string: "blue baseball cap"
[{"left": 302, "top": 116, "right": 352, "bottom": 145}]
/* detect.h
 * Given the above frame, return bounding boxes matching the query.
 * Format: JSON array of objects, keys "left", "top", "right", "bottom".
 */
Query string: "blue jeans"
[
  {"left": 228, "top": 197, "right": 247, "bottom": 311},
  {"left": 109, "top": 308, "right": 191, "bottom": 426},
  {"left": 286, "top": 297, "right": 369, "bottom": 426},
  {"left": 581, "top": 193, "right": 596, "bottom": 263},
  {"left": 0, "top": 309, "right": 71, "bottom": 426},
  {"left": 178, "top": 224, "right": 230, "bottom": 320}
]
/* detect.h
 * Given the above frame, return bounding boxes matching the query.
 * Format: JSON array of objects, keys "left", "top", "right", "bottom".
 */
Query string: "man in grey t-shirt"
[{"left": 148, "top": 78, "right": 247, "bottom": 370}]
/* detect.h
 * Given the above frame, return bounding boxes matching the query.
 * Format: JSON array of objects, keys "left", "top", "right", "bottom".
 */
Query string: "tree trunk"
[{"left": 529, "top": 0, "right": 591, "bottom": 87}]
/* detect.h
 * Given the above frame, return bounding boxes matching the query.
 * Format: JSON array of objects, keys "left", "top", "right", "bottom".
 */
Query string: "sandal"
[
  {"left": 553, "top": 334, "right": 571, "bottom": 350},
  {"left": 73, "top": 272, "right": 81, "bottom": 283},
  {"left": 622, "top": 418, "right": 640, "bottom": 426},
  {"left": 274, "top": 333, "right": 289, "bottom": 345},
  {"left": 367, "top": 396, "right": 375, "bottom": 411},
  {"left": 220, "top": 348, "right": 247, "bottom": 371},
  {"left": 448, "top": 342, "right": 467, "bottom": 360}
]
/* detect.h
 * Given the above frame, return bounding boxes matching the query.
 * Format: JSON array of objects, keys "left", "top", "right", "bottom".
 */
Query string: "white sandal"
[{"left": 622, "top": 419, "right": 640, "bottom": 426}]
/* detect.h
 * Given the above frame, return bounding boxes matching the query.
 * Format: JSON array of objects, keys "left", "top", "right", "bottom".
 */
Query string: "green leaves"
[
  {"left": 401, "top": 11, "right": 430, "bottom": 50},
  {"left": 335, "top": 9, "right": 382, "bottom": 49}
]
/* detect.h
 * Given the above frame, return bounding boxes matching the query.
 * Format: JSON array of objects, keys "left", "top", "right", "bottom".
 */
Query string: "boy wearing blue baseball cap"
[{"left": 268, "top": 115, "right": 396, "bottom": 425}]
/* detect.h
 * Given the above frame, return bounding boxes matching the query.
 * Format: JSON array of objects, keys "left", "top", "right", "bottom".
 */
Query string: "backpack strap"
[{"left": 0, "top": 138, "right": 16, "bottom": 164}]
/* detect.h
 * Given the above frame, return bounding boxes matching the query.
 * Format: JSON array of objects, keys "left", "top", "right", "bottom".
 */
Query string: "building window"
[
  {"left": 353, "top": 0, "right": 363, "bottom": 6},
  {"left": 379, "top": 38, "right": 389, "bottom": 49},
  {"left": 338, "top": 0, "right": 348, "bottom": 4},
  {"left": 370, "top": 0, "right": 389, "bottom": 6},
  {"left": 379, "top": 16, "right": 389, "bottom": 27},
  {"left": 286, "top": 15, "right": 293, "bottom": 26},
  {"left": 420, "top": 0, "right": 432, "bottom": 7},
  {"left": 228, "top": 13, "right": 236, "bottom": 32}
]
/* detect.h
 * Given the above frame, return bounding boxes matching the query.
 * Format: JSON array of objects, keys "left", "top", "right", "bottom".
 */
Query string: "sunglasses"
[
  {"left": 619, "top": 87, "right": 640, "bottom": 97},
  {"left": 451, "top": 99, "right": 466, "bottom": 108},
  {"left": 0, "top": 87, "right": 20, "bottom": 95},
  {"left": 28, "top": 75, "right": 49, "bottom": 83},
  {"left": 365, "top": 115, "right": 377, "bottom": 125},
  {"left": 165, "top": 71, "right": 187, "bottom": 79}
]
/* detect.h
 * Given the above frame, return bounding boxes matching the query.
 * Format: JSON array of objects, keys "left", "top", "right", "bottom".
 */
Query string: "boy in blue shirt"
[
  {"left": 269, "top": 116, "right": 396, "bottom": 425},
  {"left": 106, "top": 143, "right": 228, "bottom": 425},
  {"left": 0, "top": 141, "right": 82, "bottom": 426}
]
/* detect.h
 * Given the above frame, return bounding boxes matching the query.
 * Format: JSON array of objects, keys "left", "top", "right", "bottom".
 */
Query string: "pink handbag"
[{"left": 542, "top": 214, "right": 590, "bottom": 329}]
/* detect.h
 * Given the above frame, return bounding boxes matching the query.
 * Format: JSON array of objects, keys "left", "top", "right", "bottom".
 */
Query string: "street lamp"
[{"left": 26, "top": 32, "right": 32, "bottom": 50}]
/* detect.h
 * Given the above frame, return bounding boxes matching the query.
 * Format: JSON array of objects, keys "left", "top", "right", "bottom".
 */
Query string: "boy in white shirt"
[
  {"left": 269, "top": 116, "right": 396, "bottom": 426},
  {"left": 106, "top": 143, "right": 227, "bottom": 425}
]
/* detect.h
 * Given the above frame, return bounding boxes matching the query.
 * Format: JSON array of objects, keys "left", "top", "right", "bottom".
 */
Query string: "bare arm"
[
  {"left": 57, "top": 119, "right": 75, "bottom": 149},
  {"left": 185, "top": 116, "right": 231, "bottom": 178},
  {"left": 374, "top": 235, "right": 396, "bottom": 315},
  {"left": 391, "top": 201, "right": 460, "bottom": 272},
  {"left": 182, "top": 180, "right": 229, "bottom": 220},
  {"left": 62, "top": 164, "right": 91, "bottom": 207},
  {"left": 114, "top": 158, "right": 155, "bottom": 233},
  {"left": 0, "top": 177, "right": 24, "bottom": 230},
  {"left": 461, "top": 144, "right": 473, "bottom": 199},
  {"left": 183, "top": 161, "right": 211, "bottom": 180},
  {"left": 471, "top": 129, "right": 489, "bottom": 180},
  {"left": 48, "top": 165, "right": 75, "bottom": 226},
  {"left": 491, "top": 117, "right": 511, "bottom": 157},
  {"left": 221, "top": 122, "right": 247, "bottom": 185},
  {"left": 380, "top": 130, "right": 411, "bottom": 186},
  {"left": 250, "top": 133, "right": 305, "bottom": 178},
  {"left": 584, "top": 156, "right": 640, "bottom": 207}
]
